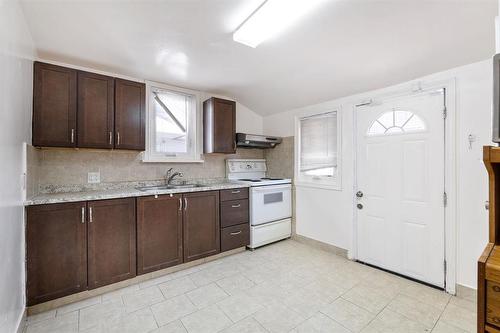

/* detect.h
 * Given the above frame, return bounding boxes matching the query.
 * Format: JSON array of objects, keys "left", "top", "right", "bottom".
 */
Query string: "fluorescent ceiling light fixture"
[{"left": 233, "top": 0, "right": 325, "bottom": 48}]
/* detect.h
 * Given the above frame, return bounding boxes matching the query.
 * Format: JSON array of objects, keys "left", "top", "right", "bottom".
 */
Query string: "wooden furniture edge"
[
  {"left": 487, "top": 323, "right": 500, "bottom": 333},
  {"left": 480, "top": 242, "right": 495, "bottom": 333}
]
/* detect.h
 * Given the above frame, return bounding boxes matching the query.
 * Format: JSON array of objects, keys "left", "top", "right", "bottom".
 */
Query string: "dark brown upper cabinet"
[
  {"left": 137, "top": 195, "right": 183, "bottom": 275},
  {"left": 203, "top": 97, "right": 236, "bottom": 154},
  {"left": 26, "top": 202, "right": 87, "bottom": 306},
  {"left": 87, "top": 198, "right": 136, "bottom": 289},
  {"left": 33, "top": 62, "right": 77, "bottom": 147},
  {"left": 115, "top": 78, "right": 146, "bottom": 150},
  {"left": 77, "top": 71, "right": 114, "bottom": 149},
  {"left": 32, "top": 62, "right": 145, "bottom": 150},
  {"left": 183, "top": 191, "right": 220, "bottom": 262}
]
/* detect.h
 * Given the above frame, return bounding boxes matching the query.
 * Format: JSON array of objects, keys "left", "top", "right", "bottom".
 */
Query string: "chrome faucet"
[{"left": 165, "top": 168, "right": 183, "bottom": 185}]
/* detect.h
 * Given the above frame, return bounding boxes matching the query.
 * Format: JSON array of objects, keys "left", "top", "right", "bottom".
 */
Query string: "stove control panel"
[{"left": 226, "top": 159, "right": 267, "bottom": 174}]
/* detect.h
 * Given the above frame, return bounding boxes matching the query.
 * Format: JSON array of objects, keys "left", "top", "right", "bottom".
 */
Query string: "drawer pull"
[
  {"left": 231, "top": 190, "right": 241, "bottom": 194},
  {"left": 231, "top": 204, "right": 241, "bottom": 208},
  {"left": 493, "top": 285, "right": 500, "bottom": 292},
  {"left": 230, "top": 231, "right": 242, "bottom": 236}
]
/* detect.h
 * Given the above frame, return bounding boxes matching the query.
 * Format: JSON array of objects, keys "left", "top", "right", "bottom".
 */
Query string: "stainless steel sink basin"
[{"left": 136, "top": 184, "right": 205, "bottom": 192}]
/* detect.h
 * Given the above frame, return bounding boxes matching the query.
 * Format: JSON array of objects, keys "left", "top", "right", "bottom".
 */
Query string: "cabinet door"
[
  {"left": 183, "top": 191, "right": 220, "bottom": 262},
  {"left": 115, "top": 79, "right": 145, "bottom": 150},
  {"left": 137, "top": 195, "right": 183, "bottom": 274},
  {"left": 33, "top": 62, "right": 77, "bottom": 147},
  {"left": 77, "top": 71, "right": 114, "bottom": 148},
  {"left": 203, "top": 98, "right": 236, "bottom": 154},
  {"left": 87, "top": 198, "right": 136, "bottom": 289},
  {"left": 26, "top": 202, "right": 87, "bottom": 306}
]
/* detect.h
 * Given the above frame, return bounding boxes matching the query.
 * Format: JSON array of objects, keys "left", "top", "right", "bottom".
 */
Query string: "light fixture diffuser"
[{"left": 233, "top": 0, "right": 325, "bottom": 48}]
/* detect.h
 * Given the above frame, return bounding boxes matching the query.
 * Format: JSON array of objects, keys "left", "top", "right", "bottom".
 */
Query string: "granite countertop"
[{"left": 25, "top": 182, "right": 249, "bottom": 206}]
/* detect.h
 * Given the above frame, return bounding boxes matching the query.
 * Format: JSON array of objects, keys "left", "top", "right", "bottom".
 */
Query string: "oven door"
[{"left": 250, "top": 184, "right": 292, "bottom": 226}]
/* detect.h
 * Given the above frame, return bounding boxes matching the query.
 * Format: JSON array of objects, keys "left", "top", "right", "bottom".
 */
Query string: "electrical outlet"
[{"left": 88, "top": 172, "right": 101, "bottom": 184}]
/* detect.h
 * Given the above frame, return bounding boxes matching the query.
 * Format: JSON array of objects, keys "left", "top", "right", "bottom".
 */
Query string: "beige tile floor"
[{"left": 24, "top": 240, "right": 476, "bottom": 333}]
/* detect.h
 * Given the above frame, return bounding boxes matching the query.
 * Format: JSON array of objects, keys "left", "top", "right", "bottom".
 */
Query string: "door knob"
[
  {"left": 356, "top": 191, "right": 364, "bottom": 198},
  {"left": 486, "top": 201, "right": 490, "bottom": 211},
  {"left": 357, "top": 203, "right": 363, "bottom": 210}
]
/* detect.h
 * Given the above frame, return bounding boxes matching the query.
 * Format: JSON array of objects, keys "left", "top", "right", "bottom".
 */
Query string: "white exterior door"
[{"left": 356, "top": 91, "right": 446, "bottom": 287}]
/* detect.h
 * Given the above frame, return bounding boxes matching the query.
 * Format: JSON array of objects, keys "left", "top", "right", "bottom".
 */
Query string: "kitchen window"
[
  {"left": 143, "top": 81, "right": 202, "bottom": 163},
  {"left": 295, "top": 110, "right": 341, "bottom": 189}
]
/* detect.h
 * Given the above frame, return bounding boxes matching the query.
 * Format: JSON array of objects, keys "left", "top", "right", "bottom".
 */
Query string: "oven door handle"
[{"left": 251, "top": 184, "right": 291, "bottom": 193}]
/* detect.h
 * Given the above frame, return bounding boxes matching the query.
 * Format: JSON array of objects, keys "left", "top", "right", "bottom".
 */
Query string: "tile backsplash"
[
  {"left": 264, "top": 136, "right": 294, "bottom": 179},
  {"left": 26, "top": 136, "right": 295, "bottom": 195},
  {"left": 28, "top": 146, "right": 263, "bottom": 194}
]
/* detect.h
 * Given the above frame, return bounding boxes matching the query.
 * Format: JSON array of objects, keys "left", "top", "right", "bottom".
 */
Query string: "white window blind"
[{"left": 299, "top": 112, "right": 337, "bottom": 177}]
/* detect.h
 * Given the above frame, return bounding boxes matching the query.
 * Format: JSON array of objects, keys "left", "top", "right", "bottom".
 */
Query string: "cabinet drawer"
[
  {"left": 221, "top": 199, "right": 249, "bottom": 228},
  {"left": 220, "top": 188, "right": 248, "bottom": 202},
  {"left": 221, "top": 224, "right": 249, "bottom": 252},
  {"left": 487, "top": 281, "right": 500, "bottom": 327}
]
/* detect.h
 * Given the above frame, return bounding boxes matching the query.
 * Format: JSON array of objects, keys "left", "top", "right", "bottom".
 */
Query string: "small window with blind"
[
  {"left": 296, "top": 111, "right": 340, "bottom": 188},
  {"left": 143, "top": 81, "right": 202, "bottom": 163}
]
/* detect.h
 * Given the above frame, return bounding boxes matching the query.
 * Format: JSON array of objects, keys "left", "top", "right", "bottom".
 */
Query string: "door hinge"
[
  {"left": 443, "top": 191, "right": 448, "bottom": 207},
  {"left": 444, "top": 259, "right": 447, "bottom": 288},
  {"left": 443, "top": 106, "right": 447, "bottom": 119}
]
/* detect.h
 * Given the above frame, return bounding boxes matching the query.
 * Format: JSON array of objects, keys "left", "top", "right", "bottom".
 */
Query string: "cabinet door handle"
[
  {"left": 109, "top": 131, "right": 113, "bottom": 145},
  {"left": 71, "top": 129, "right": 75, "bottom": 143},
  {"left": 179, "top": 197, "right": 182, "bottom": 211},
  {"left": 230, "top": 231, "right": 242, "bottom": 236},
  {"left": 117, "top": 132, "right": 120, "bottom": 146},
  {"left": 231, "top": 190, "right": 241, "bottom": 194},
  {"left": 184, "top": 198, "right": 188, "bottom": 211},
  {"left": 89, "top": 207, "right": 93, "bottom": 223},
  {"left": 81, "top": 207, "right": 85, "bottom": 223},
  {"left": 231, "top": 204, "right": 241, "bottom": 208}
]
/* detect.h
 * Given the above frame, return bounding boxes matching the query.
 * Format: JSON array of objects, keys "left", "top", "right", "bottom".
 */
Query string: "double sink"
[{"left": 136, "top": 183, "right": 206, "bottom": 192}]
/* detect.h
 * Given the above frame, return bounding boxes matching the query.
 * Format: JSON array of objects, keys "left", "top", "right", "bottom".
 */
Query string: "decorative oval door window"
[{"left": 367, "top": 110, "right": 426, "bottom": 136}]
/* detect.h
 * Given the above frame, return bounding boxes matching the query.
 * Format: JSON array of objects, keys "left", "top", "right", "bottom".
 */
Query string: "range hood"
[{"left": 236, "top": 133, "right": 282, "bottom": 149}]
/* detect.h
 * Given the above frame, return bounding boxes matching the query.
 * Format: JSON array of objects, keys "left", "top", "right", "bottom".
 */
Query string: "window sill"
[
  {"left": 294, "top": 181, "right": 341, "bottom": 191},
  {"left": 142, "top": 157, "right": 205, "bottom": 163}
]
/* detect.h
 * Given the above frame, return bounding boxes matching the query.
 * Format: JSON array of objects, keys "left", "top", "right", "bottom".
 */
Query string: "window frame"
[
  {"left": 143, "top": 81, "right": 203, "bottom": 163},
  {"left": 294, "top": 109, "right": 342, "bottom": 190},
  {"left": 366, "top": 110, "right": 427, "bottom": 137}
]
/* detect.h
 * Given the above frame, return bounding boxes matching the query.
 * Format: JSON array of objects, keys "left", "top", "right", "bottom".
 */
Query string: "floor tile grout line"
[
  {"left": 429, "top": 296, "right": 453, "bottom": 332},
  {"left": 389, "top": 290, "right": 450, "bottom": 329}
]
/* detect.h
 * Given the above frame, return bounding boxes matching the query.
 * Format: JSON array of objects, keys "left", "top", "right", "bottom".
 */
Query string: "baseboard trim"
[
  {"left": 27, "top": 247, "right": 245, "bottom": 316},
  {"left": 16, "top": 308, "right": 27, "bottom": 333},
  {"left": 292, "top": 234, "right": 348, "bottom": 258},
  {"left": 456, "top": 283, "right": 476, "bottom": 300}
]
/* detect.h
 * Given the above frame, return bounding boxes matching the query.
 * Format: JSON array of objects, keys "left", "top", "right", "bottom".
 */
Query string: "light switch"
[{"left": 88, "top": 172, "right": 101, "bottom": 184}]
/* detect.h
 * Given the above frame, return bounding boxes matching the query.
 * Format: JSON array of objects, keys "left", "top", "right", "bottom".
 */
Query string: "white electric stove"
[{"left": 226, "top": 159, "right": 292, "bottom": 249}]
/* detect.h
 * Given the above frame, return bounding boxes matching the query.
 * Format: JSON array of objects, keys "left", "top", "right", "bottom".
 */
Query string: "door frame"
[{"left": 351, "top": 78, "right": 457, "bottom": 294}]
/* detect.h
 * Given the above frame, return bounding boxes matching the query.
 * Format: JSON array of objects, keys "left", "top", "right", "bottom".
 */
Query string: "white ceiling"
[{"left": 21, "top": 0, "right": 497, "bottom": 116}]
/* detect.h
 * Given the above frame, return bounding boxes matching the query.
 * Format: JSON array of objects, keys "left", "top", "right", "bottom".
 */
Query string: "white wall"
[
  {"left": 264, "top": 60, "right": 493, "bottom": 290},
  {"left": 202, "top": 92, "right": 263, "bottom": 135},
  {"left": 235, "top": 103, "right": 263, "bottom": 135},
  {"left": 0, "top": 0, "right": 36, "bottom": 332}
]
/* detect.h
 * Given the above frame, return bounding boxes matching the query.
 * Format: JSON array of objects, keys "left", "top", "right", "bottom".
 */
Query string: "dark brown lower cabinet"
[
  {"left": 87, "top": 198, "right": 136, "bottom": 289},
  {"left": 183, "top": 191, "right": 220, "bottom": 262},
  {"left": 221, "top": 223, "right": 250, "bottom": 252},
  {"left": 26, "top": 202, "right": 87, "bottom": 306},
  {"left": 137, "top": 195, "right": 183, "bottom": 275}
]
